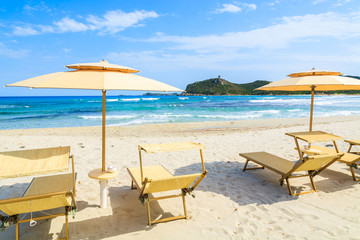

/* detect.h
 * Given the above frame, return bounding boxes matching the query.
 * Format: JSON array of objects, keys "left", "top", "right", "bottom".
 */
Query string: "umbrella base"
[{"left": 88, "top": 168, "right": 118, "bottom": 208}]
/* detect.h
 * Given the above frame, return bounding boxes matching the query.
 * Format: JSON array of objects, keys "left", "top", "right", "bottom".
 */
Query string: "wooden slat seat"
[
  {"left": 128, "top": 165, "right": 202, "bottom": 194},
  {"left": 239, "top": 152, "right": 295, "bottom": 175},
  {"left": 127, "top": 165, "right": 174, "bottom": 189}
]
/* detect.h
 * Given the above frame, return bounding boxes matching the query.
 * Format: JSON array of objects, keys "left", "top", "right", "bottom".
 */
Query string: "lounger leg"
[
  {"left": 182, "top": 195, "right": 188, "bottom": 220},
  {"left": 243, "top": 159, "right": 265, "bottom": 171},
  {"left": 309, "top": 175, "right": 317, "bottom": 192},
  {"left": 131, "top": 180, "right": 136, "bottom": 190},
  {"left": 243, "top": 160, "right": 249, "bottom": 172},
  {"left": 65, "top": 210, "right": 69, "bottom": 240},
  {"left": 16, "top": 222, "right": 19, "bottom": 240},
  {"left": 350, "top": 167, "right": 359, "bottom": 182},
  {"left": 146, "top": 201, "right": 152, "bottom": 226},
  {"left": 347, "top": 145, "right": 353, "bottom": 153},
  {"left": 286, "top": 175, "right": 317, "bottom": 196},
  {"left": 65, "top": 207, "right": 69, "bottom": 240},
  {"left": 285, "top": 178, "right": 294, "bottom": 196}
]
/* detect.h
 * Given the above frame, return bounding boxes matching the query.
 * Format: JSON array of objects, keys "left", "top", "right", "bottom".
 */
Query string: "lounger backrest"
[
  {"left": 0, "top": 146, "right": 70, "bottom": 179},
  {"left": 294, "top": 153, "right": 341, "bottom": 172},
  {"left": 143, "top": 173, "right": 202, "bottom": 194}
]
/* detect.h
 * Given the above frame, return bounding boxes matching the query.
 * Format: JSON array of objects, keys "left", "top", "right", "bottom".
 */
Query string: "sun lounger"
[
  {"left": 127, "top": 142, "right": 207, "bottom": 226},
  {"left": 239, "top": 151, "right": 343, "bottom": 195},
  {"left": 345, "top": 139, "right": 360, "bottom": 154},
  {"left": 300, "top": 145, "right": 360, "bottom": 182},
  {"left": 0, "top": 146, "right": 76, "bottom": 240}
]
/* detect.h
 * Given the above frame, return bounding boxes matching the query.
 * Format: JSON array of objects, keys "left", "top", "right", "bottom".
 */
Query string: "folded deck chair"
[
  {"left": 0, "top": 146, "right": 76, "bottom": 240},
  {"left": 127, "top": 142, "right": 207, "bottom": 226},
  {"left": 301, "top": 145, "right": 360, "bottom": 182},
  {"left": 239, "top": 152, "right": 343, "bottom": 196}
]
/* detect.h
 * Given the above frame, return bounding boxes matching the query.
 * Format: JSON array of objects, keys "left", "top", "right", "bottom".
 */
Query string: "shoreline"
[{"left": 0, "top": 115, "right": 359, "bottom": 136}]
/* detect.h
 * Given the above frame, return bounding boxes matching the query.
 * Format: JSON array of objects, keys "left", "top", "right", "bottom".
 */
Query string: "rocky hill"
[{"left": 184, "top": 76, "right": 270, "bottom": 95}]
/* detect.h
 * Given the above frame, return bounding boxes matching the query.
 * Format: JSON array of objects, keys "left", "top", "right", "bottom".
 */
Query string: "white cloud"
[
  {"left": 215, "top": 4, "right": 242, "bottom": 14},
  {"left": 23, "top": 2, "right": 51, "bottom": 14},
  {"left": 0, "top": 42, "right": 29, "bottom": 58},
  {"left": 106, "top": 50, "right": 253, "bottom": 72},
  {"left": 38, "top": 25, "right": 55, "bottom": 33},
  {"left": 87, "top": 10, "right": 158, "bottom": 34},
  {"left": 54, "top": 17, "right": 88, "bottom": 32},
  {"left": 214, "top": 2, "right": 256, "bottom": 14},
  {"left": 333, "top": 0, "right": 352, "bottom": 6},
  {"left": 12, "top": 26, "right": 39, "bottom": 36},
  {"left": 12, "top": 9, "right": 158, "bottom": 36},
  {"left": 146, "top": 11, "right": 360, "bottom": 51},
  {"left": 267, "top": 0, "right": 281, "bottom": 6},
  {"left": 240, "top": 3, "right": 256, "bottom": 11},
  {"left": 23, "top": 4, "right": 36, "bottom": 12},
  {"left": 313, "top": 0, "right": 352, "bottom": 5}
]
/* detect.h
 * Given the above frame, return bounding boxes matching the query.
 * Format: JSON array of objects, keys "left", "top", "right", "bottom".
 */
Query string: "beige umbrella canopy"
[
  {"left": 6, "top": 60, "right": 183, "bottom": 172},
  {"left": 66, "top": 61, "right": 140, "bottom": 73},
  {"left": 257, "top": 68, "right": 360, "bottom": 131},
  {"left": 287, "top": 68, "right": 342, "bottom": 78},
  {"left": 7, "top": 60, "right": 182, "bottom": 92}
]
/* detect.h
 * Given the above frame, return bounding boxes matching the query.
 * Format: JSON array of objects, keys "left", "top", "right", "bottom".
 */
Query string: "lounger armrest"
[
  {"left": 190, "top": 170, "right": 208, "bottom": 191},
  {"left": 138, "top": 177, "right": 150, "bottom": 200}
]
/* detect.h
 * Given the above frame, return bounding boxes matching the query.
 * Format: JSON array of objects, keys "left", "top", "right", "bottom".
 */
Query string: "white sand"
[{"left": 1, "top": 116, "right": 360, "bottom": 239}]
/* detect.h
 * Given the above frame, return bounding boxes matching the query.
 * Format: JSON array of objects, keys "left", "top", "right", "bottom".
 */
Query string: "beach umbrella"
[
  {"left": 256, "top": 68, "right": 360, "bottom": 131},
  {"left": 6, "top": 60, "right": 183, "bottom": 207}
]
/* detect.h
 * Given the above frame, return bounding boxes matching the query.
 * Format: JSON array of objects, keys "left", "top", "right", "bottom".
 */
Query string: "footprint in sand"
[{"left": 247, "top": 205, "right": 257, "bottom": 212}]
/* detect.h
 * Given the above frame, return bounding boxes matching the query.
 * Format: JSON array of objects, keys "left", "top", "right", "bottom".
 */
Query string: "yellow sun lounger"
[
  {"left": 127, "top": 142, "right": 208, "bottom": 226},
  {"left": 345, "top": 139, "right": 360, "bottom": 154},
  {"left": 300, "top": 145, "right": 360, "bottom": 182},
  {"left": 239, "top": 151, "right": 343, "bottom": 196},
  {"left": 0, "top": 146, "right": 76, "bottom": 240}
]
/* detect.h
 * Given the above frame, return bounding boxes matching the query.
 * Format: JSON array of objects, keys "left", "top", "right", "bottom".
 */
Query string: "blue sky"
[{"left": 1, "top": 0, "right": 360, "bottom": 96}]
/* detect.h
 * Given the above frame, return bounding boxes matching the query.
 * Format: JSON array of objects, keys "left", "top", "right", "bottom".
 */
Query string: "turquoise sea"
[{"left": 1, "top": 95, "right": 360, "bottom": 130}]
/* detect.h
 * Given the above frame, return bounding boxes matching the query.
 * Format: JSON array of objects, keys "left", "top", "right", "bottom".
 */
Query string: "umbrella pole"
[
  {"left": 102, "top": 90, "right": 106, "bottom": 172},
  {"left": 99, "top": 90, "right": 107, "bottom": 208},
  {"left": 309, "top": 86, "right": 315, "bottom": 132}
]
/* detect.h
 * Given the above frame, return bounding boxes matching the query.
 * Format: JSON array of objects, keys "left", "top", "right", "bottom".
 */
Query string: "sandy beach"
[{"left": 1, "top": 115, "right": 360, "bottom": 240}]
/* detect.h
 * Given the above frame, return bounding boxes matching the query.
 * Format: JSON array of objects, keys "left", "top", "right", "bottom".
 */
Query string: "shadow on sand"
[
  {"left": 2, "top": 160, "right": 358, "bottom": 239},
  {"left": 58, "top": 185, "right": 184, "bottom": 239},
  {"left": 174, "top": 160, "right": 359, "bottom": 206}
]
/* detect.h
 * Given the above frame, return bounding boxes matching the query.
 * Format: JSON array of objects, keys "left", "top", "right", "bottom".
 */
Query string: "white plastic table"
[{"left": 88, "top": 169, "right": 118, "bottom": 208}]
